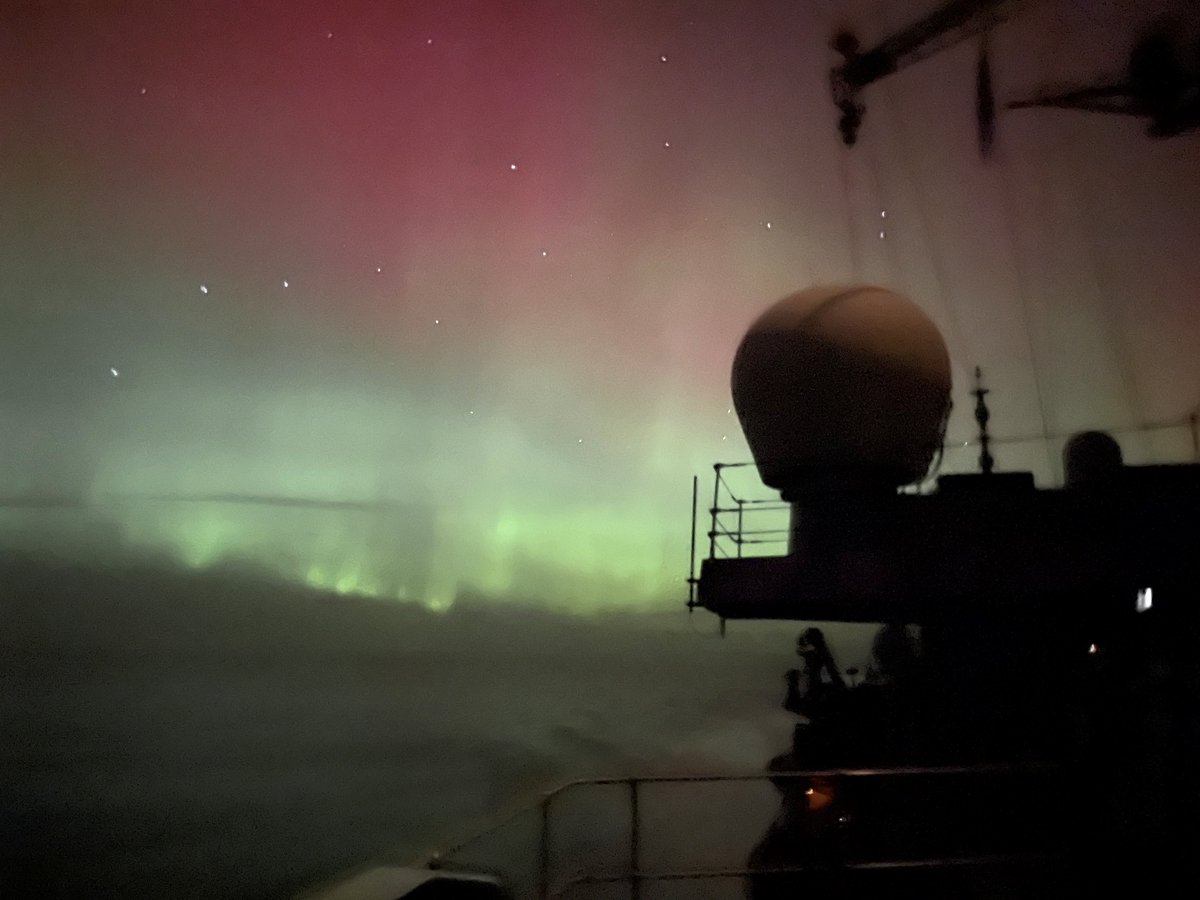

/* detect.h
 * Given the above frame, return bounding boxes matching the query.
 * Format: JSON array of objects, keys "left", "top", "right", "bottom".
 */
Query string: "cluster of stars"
[
  {"left": 161, "top": 31, "right": 774, "bottom": 458},
  {"left": 170, "top": 40, "right": 755, "bottom": 350},
  {"left": 196, "top": 263, "right": 394, "bottom": 298}
]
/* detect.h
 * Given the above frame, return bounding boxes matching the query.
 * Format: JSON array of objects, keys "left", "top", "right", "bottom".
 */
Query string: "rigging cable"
[
  {"left": 837, "top": 136, "right": 865, "bottom": 279},
  {"left": 1059, "top": 129, "right": 1148, "bottom": 444},
  {"left": 873, "top": 47, "right": 970, "bottom": 382},
  {"left": 988, "top": 136, "right": 1056, "bottom": 478},
  {"left": 1010, "top": 0, "right": 1073, "bottom": 479},
  {"left": 861, "top": 103, "right": 905, "bottom": 286},
  {"left": 832, "top": 0, "right": 916, "bottom": 285}
]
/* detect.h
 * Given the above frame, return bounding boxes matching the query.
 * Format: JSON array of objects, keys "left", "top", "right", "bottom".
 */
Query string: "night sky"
[{"left": 3, "top": 0, "right": 1199, "bottom": 612}]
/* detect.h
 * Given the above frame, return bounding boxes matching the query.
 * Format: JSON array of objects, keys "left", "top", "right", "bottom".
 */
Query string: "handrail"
[
  {"left": 554, "top": 852, "right": 1063, "bottom": 897},
  {"left": 536, "top": 762, "right": 1052, "bottom": 794},
  {"left": 696, "top": 414, "right": 1200, "bottom": 573},
  {"left": 705, "top": 463, "right": 792, "bottom": 561},
  {"left": 427, "top": 764, "right": 1058, "bottom": 899}
]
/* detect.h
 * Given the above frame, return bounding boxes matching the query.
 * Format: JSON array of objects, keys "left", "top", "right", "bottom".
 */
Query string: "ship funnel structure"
[{"left": 731, "top": 285, "right": 952, "bottom": 500}]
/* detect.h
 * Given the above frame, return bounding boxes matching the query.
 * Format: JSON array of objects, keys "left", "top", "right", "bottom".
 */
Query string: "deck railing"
[
  {"left": 690, "top": 412, "right": 1200, "bottom": 581},
  {"left": 427, "top": 764, "right": 1061, "bottom": 900}
]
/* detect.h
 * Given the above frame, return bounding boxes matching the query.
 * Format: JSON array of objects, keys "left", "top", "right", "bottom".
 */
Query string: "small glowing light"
[
  {"left": 879, "top": 230, "right": 886, "bottom": 239},
  {"left": 110, "top": 367, "right": 119, "bottom": 377},
  {"left": 326, "top": 31, "right": 333, "bottom": 39},
  {"left": 1137, "top": 587, "right": 1153, "bottom": 613},
  {"left": 880, "top": 210, "right": 887, "bottom": 218},
  {"left": 469, "top": 410, "right": 474, "bottom": 415},
  {"left": 426, "top": 38, "right": 434, "bottom": 45},
  {"left": 663, "top": 141, "right": 671, "bottom": 147},
  {"left": 139, "top": 87, "right": 147, "bottom": 95},
  {"left": 282, "top": 279, "right": 289, "bottom": 287},
  {"left": 805, "top": 788, "right": 815, "bottom": 796},
  {"left": 376, "top": 267, "right": 382, "bottom": 272},
  {"left": 541, "top": 250, "right": 548, "bottom": 257},
  {"left": 509, "top": 162, "right": 518, "bottom": 171},
  {"left": 660, "top": 54, "right": 668, "bottom": 62},
  {"left": 766, "top": 221, "right": 773, "bottom": 229},
  {"left": 434, "top": 318, "right": 440, "bottom": 325},
  {"left": 722, "top": 435, "right": 727, "bottom": 441},
  {"left": 727, "top": 408, "right": 732, "bottom": 414},
  {"left": 577, "top": 438, "right": 583, "bottom": 443},
  {"left": 200, "top": 284, "right": 208, "bottom": 294},
  {"left": 1088, "top": 643, "right": 1098, "bottom": 655}
]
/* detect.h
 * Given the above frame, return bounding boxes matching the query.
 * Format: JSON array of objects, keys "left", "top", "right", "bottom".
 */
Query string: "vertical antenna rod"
[
  {"left": 687, "top": 475, "right": 698, "bottom": 610},
  {"left": 973, "top": 366, "right": 995, "bottom": 474}
]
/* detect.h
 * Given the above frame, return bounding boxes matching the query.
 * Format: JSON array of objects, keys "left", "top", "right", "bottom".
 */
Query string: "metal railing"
[
  {"left": 704, "top": 463, "right": 790, "bottom": 562},
  {"left": 554, "top": 853, "right": 1059, "bottom": 898},
  {"left": 428, "top": 764, "right": 1060, "bottom": 900},
  {"left": 687, "top": 413, "right": 1200, "bottom": 582}
]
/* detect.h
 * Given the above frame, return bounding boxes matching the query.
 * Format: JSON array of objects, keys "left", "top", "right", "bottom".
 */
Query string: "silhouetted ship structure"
[
  {"left": 695, "top": 285, "right": 1200, "bottom": 898},
  {"left": 302, "top": 284, "right": 1199, "bottom": 899}
]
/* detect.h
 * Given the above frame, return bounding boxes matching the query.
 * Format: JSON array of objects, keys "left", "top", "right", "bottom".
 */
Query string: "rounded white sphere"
[{"left": 731, "top": 285, "right": 951, "bottom": 495}]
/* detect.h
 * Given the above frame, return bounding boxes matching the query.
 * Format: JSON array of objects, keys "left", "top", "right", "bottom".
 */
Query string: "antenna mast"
[{"left": 973, "top": 366, "right": 995, "bottom": 474}]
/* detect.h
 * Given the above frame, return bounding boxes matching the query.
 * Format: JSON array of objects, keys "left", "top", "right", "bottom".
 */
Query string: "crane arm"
[{"left": 831, "top": 0, "right": 1033, "bottom": 145}]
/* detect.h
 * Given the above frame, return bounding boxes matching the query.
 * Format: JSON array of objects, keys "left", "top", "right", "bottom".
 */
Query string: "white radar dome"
[{"left": 731, "top": 285, "right": 951, "bottom": 496}]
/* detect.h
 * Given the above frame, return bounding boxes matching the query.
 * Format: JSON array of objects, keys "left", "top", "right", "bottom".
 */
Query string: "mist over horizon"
[{"left": 3, "top": 552, "right": 875, "bottom": 897}]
